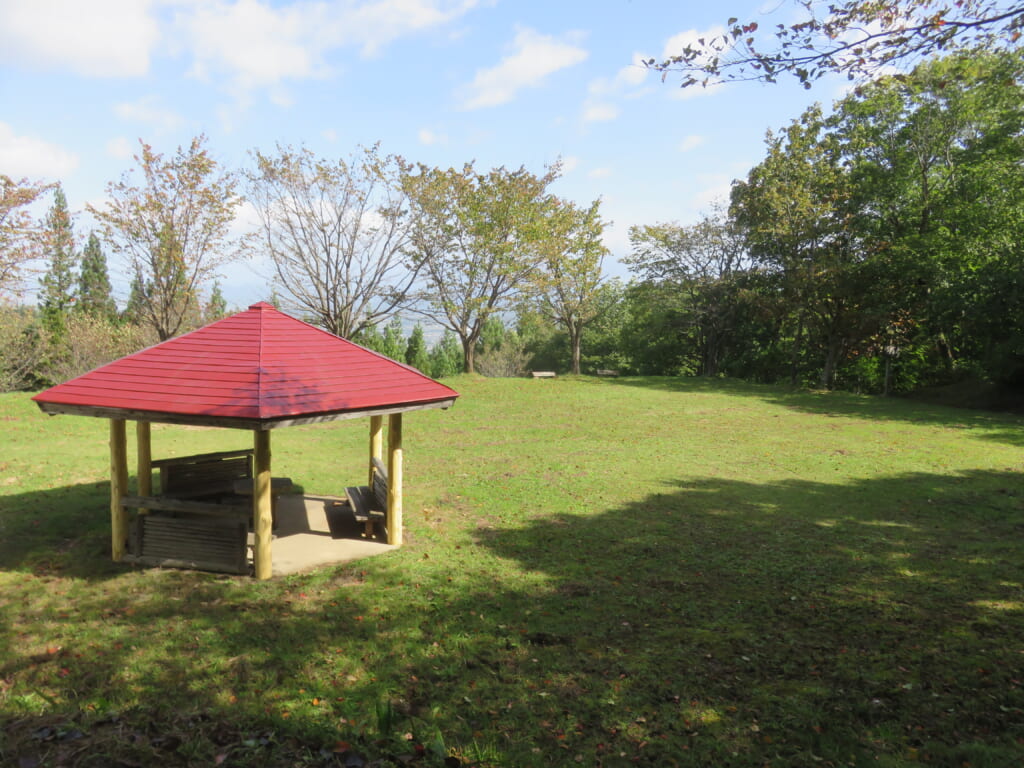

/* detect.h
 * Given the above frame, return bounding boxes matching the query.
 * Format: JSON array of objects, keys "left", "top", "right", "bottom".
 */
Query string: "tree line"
[
  {"left": 0, "top": 140, "right": 609, "bottom": 389},
  {"left": 2, "top": 46, "right": 1022, "bottom": 396}
]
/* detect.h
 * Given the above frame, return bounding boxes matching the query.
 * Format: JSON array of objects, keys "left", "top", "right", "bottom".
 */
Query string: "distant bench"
[
  {"left": 530, "top": 371, "right": 556, "bottom": 378},
  {"left": 595, "top": 369, "right": 619, "bottom": 377},
  {"left": 345, "top": 457, "right": 388, "bottom": 537}
]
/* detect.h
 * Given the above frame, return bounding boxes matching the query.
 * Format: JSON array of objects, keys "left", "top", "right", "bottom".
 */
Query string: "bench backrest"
[
  {"left": 154, "top": 450, "right": 254, "bottom": 498},
  {"left": 371, "top": 456, "right": 388, "bottom": 510}
]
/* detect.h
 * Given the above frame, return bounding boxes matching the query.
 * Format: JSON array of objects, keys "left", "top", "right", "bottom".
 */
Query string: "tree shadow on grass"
[
  {"left": 0, "top": 481, "right": 125, "bottom": 580},
  {"left": 2, "top": 469, "right": 1024, "bottom": 766},
  {"left": 604, "top": 375, "right": 1024, "bottom": 446}
]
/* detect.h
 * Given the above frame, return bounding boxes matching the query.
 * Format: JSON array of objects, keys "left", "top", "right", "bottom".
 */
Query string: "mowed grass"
[{"left": 1, "top": 376, "right": 1023, "bottom": 767}]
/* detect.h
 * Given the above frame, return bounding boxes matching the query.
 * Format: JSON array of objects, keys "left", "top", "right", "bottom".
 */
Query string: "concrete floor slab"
[{"left": 247, "top": 494, "right": 394, "bottom": 576}]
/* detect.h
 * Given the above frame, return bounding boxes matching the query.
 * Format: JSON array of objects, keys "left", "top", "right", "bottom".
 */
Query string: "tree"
[
  {"left": 90, "top": 135, "right": 243, "bottom": 340},
  {"left": 649, "top": 0, "right": 1023, "bottom": 90},
  {"left": 829, "top": 48, "right": 1024, "bottom": 387},
  {"left": 246, "top": 144, "right": 416, "bottom": 339},
  {"left": 626, "top": 206, "right": 749, "bottom": 377},
  {"left": 405, "top": 322, "right": 430, "bottom": 373},
  {"left": 403, "top": 161, "right": 561, "bottom": 374},
  {"left": 731, "top": 106, "right": 862, "bottom": 388},
  {"left": 536, "top": 199, "right": 610, "bottom": 375},
  {"left": 76, "top": 232, "right": 117, "bottom": 321},
  {"left": 427, "top": 329, "right": 463, "bottom": 379},
  {"left": 205, "top": 280, "right": 228, "bottom": 323},
  {"left": 38, "top": 184, "right": 77, "bottom": 338},
  {"left": 379, "top": 315, "right": 406, "bottom": 361},
  {"left": 0, "top": 175, "right": 49, "bottom": 296}
]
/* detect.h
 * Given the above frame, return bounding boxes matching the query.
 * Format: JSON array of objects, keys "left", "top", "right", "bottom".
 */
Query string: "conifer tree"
[
  {"left": 405, "top": 322, "right": 430, "bottom": 373},
  {"left": 205, "top": 280, "right": 228, "bottom": 322},
  {"left": 39, "top": 185, "right": 77, "bottom": 338},
  {"left": 76, "top": 231, "right": 117, "bottom": 320}
]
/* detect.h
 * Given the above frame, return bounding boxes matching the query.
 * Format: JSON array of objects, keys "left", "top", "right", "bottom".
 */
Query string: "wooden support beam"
[
  {"left": 136, "top": 421, "right": 152, "bottom": 511},
  {"left": 387, "top": 413, "right": 403, "bottom": 547},
  {"left": 110, "top": 419, "right": 129, "bottom": 561},
  {"left": 369, "top": 415, "right": 383, "bottom": 487},
  {"left": 253, "top": 429, "right": 273, "bottom": 580}
]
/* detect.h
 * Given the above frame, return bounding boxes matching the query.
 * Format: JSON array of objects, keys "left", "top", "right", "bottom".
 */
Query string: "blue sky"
[{"left": 1, "top": 0, "right": 846, "bottom": 308}]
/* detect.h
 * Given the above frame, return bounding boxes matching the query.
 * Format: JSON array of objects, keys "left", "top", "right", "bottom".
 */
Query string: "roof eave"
[{"left": 34, "top": 397, "right": 459, "bottom": 431}]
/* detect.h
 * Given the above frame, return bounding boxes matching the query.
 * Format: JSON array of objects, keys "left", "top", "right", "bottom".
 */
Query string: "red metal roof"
[{"left": 33, "top": 302, "right": 459, "bottom": 427}]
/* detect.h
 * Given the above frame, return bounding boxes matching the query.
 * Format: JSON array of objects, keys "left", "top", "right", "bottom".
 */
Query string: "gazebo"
[{"left": 32, "top": 302, "right": 459, "bottom": 579}]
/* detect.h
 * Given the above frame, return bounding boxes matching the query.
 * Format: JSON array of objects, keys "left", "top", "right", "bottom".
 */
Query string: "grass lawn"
[{"left": 1, "top": 375, "right": 1023, "bottom": 767}]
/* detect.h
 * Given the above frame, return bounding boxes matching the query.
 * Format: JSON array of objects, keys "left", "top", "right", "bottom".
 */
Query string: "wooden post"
[
  {"left": 110, "top": 419, "right": 129, "bottom": 561},
  {"left": 387, "top": 413, "right": 403, "bottom": 547},
  {"left": 369, "top": 415, "right": 383, "bottom": 487},
  {"left": 253, "top": 429, "right": 273, "bottom": 580},
  {"left": 136, "top": 421, "right": 152, "bottom": 510}
]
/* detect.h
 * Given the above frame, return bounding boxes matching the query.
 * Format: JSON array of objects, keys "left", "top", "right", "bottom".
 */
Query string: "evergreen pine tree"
[
  {"left": 429, "top": 330, "right": 462, "bottom": 379},
  {"left": 76, "top": 231, "right": 117, "bottom": 320},
  {"left": 405, "top": 323, "right": 430, "bottom": 373},
  {"left": 380, "top": 316, "right": 405, "bottom": 361},
  {"left": 205, "top": 280, "right": 228, "bottom": 322},
  {"left": 38, "top": 185, "right": 77, "bottom": 338},
  {"left": 123, "top": 274, "right": 147, "bottom": 325}
]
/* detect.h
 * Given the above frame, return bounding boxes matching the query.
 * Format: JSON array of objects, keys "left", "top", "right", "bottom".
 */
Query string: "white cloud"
[
  {"left": 660, "top": 25, "right": 727, "bottom": 99},
  {"left": 0, "top": 123, "right": 79, "bottom": 180},
  {"left": 0, "top": 0, "right": 158, "bottom": 77},
  {"left": 582, "top": 53, "right": 648, "bottom": 125},
  {"left": 180, "top": 0, "right": 480, "bottom": 100},
  {"left": 679, "top": 135, "right": 705, "bottom": 152},
  {"left": 588, "top": 54, "right": 649, "bottom": 96},
  {"left": 691, "top": 173, "right": 734, "bottom": 210},
  {"left": 106, "top": 137, "right": 136, "bottom": 160},
  {"left": 560, "top": 156, "right": 580, "bottom": 174},
  {"left": 418, "top": 128, "right": 449, "bottom": 146},
  {"left": 182, "top": 0, "right": 332, "bottom": 91},
  {"left": 460, "top": 27, "right": 588, "bottom": 110},
  {"left": 583, "top": 103, "right": 619, "bottom": 123},
  {"left": 114, "top": 96, "right": 185, "bottom": 133},
  {"left": 588, "top": 167, "right": 612, "bottom": 180}
]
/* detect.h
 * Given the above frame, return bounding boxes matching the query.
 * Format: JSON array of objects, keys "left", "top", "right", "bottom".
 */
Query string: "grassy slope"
[{"left": 1, "top": 376, "right": 1023, "bottom": 767}]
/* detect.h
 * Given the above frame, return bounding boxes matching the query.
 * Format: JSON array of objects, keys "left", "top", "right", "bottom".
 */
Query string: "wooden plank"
[
  {"left": 121, "top": 495, "right": 250, "bottom": 518},
  {"left": 387, "top": 413, "right": 403, "bottom": 547},
  {"left": 530, "top": 371, "right": 556, "bottom": 378},
  {"left": 253, "top": 429, "right": 272, "bottom": 580},
  {"left": 110, "top": 419, "right": 129, "bottom": 561},
  {"left": 152, "top": 448, "right": 254, "bottom": 468}
]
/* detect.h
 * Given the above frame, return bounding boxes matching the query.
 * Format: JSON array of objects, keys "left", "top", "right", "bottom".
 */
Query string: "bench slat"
[{"left": 122, "top": 495, "right": 250, "bottom": 518}]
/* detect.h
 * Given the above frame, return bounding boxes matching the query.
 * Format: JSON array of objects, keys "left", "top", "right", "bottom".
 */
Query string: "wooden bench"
[
  {"left": 530, "top": 371, "right": 556, "bottom": 378},
  {"left": 121, "top": 495, "right": 250, "bottom": 575},
  {"left": 152, "top": 449, "right": 254, "bottom": 500},
  {"left": 345, "top": 457, "right": 388, "bottom": 537},
  {"left": 596, "top": 369, "right": 619, "bottom": 377},
  {"left": 124, "top": 449, "right": 260, "bottom": 575}
]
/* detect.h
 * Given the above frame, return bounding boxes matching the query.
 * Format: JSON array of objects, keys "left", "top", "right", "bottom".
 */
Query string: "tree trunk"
[
  {"left": 790, "top": 314, "right": 805, "bottom": 387},
  {"left": 461, "top": 336, "right": 475, "bottom": 374},
  {"left": 570, "top": 325, "right": 582, "bottom": 375},
  {"left": 820, "top": 336, "right": 841, "bottom": 389}
]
